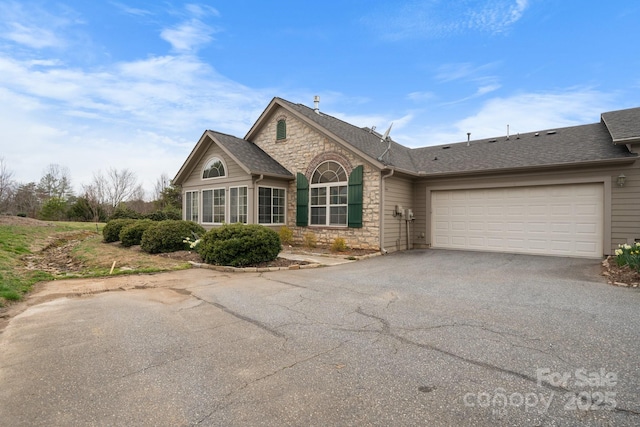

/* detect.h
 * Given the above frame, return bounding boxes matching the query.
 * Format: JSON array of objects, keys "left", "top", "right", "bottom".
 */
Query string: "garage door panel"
[{"left": 432, "top": 184, "right": 603, "bottom": 258}]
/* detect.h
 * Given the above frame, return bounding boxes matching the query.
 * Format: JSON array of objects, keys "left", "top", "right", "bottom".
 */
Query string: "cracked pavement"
[{"left": 0, "top": 249, "right": 639, "bottom": 426}]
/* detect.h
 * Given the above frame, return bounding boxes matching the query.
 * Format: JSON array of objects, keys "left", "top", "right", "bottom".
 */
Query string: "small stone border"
[
  {"left": 602, "top": 257, "right": 640, "bottom": 288},
  {"left": 187, "top": 251, "right": 381, "bottom": 273},
  {"left": 188, "top": 261, "right": 322, "bottom": 272},
  {"left": 282, "top": 251, "right": 382, "bottom": 261}
]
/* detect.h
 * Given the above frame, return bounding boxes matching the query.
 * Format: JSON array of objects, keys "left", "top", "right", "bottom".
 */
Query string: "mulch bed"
[{"left": 601, "top": 257, "right": 640, "bottom": 288}]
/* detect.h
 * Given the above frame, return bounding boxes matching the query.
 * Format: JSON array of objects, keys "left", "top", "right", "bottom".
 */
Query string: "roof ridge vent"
[{"left": 546, "top": 130, "right": 557, "bottom": 135}]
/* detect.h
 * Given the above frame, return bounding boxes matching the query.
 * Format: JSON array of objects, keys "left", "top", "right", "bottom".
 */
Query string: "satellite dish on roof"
[{"left": 377, "top": 122, "right": 394, "bottom": 163}]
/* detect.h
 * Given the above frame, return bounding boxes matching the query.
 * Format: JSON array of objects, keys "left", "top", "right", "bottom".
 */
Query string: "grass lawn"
[{"left": 0, "top": 219, "right": 191, "bottom": 306}]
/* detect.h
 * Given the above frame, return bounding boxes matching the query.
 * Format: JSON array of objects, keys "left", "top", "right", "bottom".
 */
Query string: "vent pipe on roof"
[
  {"left": 466, "top": 132, "right": 471, "bottom": 147},
  {"left": 313, "top": 96, "right": 320, "bottom": 114},
  {"left": 507, "top": 124, "right": 510, "bottom": 140}
]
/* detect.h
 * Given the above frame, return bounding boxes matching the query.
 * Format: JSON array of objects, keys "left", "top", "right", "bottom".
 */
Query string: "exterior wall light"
[{"left": 617, "top": 173, "right": 626, "bottom": 187}]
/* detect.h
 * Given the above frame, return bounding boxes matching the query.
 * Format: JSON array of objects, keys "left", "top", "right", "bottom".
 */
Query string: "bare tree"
[
  {"left": 153, "top": 172, "right": 170, "bottom": 202},
  {"left": 82, "top": 176, "right": 107, "bottom": 222},
  {"left": 87, "top": 168, "right": 143, "bottom": 217},
  {"left": 0, "top": 157, "right": 15, "bottom": 212},
  {"left": 37, "top": 164, "right": 73, "bottom": 201},
  {"left": 105, "top": 167, "right": 144, "bottom": 208},
  {"left": 12, "top": 182, "right": 40, "bottom": 217}
]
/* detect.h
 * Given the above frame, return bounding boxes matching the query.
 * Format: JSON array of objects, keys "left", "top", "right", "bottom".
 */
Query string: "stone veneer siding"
[{"left": 252, "top": 107, "right": 381, "bottom": 249}]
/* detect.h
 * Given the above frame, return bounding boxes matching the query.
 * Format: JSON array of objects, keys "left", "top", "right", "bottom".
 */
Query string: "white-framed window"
[
  {"left": 258, "top": 187, "right": 285, "bottom": 224},
  {"left": 185, "top": 191, "right": 199, "bottom": 222},
  {"left": 202, "top": 188, "right": 225, "bottom": 223},
  {"left": 310, "top": 161, "right": 348, "bottom": 226},
  {"left": 230, "top": 186, "right": 248, "bottom": 223},
  {"left": 202, "top": 157, "right": 226, "bottom": 179}
]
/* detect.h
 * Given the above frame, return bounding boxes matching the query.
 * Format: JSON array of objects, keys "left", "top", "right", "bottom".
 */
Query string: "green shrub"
[
  {"left": 278, "top": 225, "right": 293, "bottom": 245},
  {"left": 109, "top": 206, "right": 142, "bottom": 220},
  {"left": 119, "top": 219, "right": 155, "bottom": 247},
  {"left": 103, "top": 219, "right": 136, "bottom": 243},
  {"left": 199, "top": 223, "right": 281, "bottom": 267},
  {"left": 144, "top": 210, "right": 171, "bottom": 221},
  {"left": 162, "top": 207, "right": 182, "bottom": 220},
  {"left": 331, "top": 237, "right": 348, "bottom": 252},
  {"left": 140, "top": 220, "right": 205, "bottom": 254},
  {"left": 304, "top": 232, "right": 317, "bottom": 248}
]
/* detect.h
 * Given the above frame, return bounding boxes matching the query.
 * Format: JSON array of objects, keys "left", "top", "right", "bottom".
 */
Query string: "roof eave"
[
  {"left": 173, "top": 130, "right": 211, "bottom": 185},
  {"left": 612, "top": 136, "right": 640, "bottom": 144},
  {"left": 251, "top": 172, "right": 295, "bottom": 180},
  {"left": 415, "top": 156, "right": 638, "bottom": 179}
]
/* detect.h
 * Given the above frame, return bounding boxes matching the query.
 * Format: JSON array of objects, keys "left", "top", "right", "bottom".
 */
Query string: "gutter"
[
  {"left": 379, "top": 169, "right": 395, "bottom": 254},
  {"left": 413, "top": 157, "right": 638, "bottom": 179}
]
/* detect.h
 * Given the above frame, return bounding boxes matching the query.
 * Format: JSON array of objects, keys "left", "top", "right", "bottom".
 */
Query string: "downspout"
[
  {"left": 253, "top": 174, "right": 264, "bottom": 223},
  {"left": 380, "top": 168, "right": 394, "bottom": 254}
]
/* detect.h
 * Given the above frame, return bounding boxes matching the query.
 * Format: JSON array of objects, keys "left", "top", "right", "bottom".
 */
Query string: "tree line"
[{"left": 0, "top": 158, "right": 181, "bottom": 222}]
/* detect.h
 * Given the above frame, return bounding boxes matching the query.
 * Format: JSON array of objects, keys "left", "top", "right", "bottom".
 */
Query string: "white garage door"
[{"left": 431, "top": 184, "right": 603, "bottom": 257}]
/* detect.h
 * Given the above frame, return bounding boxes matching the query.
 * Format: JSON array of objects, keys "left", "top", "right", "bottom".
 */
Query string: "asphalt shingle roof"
[
  {"left": 277, "top": 98, "right": 636, "bottom": 175},
  {"left": 209, "top": 130, "right": 293, "bottom": 178},
  {"left": 410, "top": 123, "right": 635, "bottom": 176},
  {"left": 601, "top": 107, "right": 640, "bottom": 143}
]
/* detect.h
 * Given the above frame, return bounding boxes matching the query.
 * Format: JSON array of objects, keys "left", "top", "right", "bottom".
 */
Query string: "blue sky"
[{"left": 1, "top": 0, "right": 639, "bottom": 196}]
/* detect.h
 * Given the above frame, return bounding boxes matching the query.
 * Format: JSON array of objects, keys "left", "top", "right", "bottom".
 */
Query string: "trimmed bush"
[
  {"left": 140, "top": 220, "right": 205, "bottom": 254},
  {"left": 119, "top": 219, "right": 154, "bottom": 247},
  {"left": 103, "top": 219, "right": 136, "bottom": 243},
  {"left": 162, "top": 207, "right": 182, "bottom": 220},
  {"left": 109, "top": 206, "right": 142, "bottom": 220},
  {"left": 144, "top": 211, "right": 167, "bottom": 221},
  {"left": 199, "top": 223, "right": 281, "bottom": 267}
]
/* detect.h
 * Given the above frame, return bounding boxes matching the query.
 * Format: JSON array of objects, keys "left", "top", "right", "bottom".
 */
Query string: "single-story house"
[{"left": 173, "top": 97, "right": 640, "bottom": 258}]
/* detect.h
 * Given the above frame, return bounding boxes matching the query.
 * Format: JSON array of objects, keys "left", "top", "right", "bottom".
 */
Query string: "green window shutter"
[
  {"left": 348, "top": 165, "right": 363, "bottom": 228},
  {"left": 276, "top": 120, "right": 286, "bottom": 140},
  {"left": 296, "top": 173, "right": 309, "bottom": 226}
]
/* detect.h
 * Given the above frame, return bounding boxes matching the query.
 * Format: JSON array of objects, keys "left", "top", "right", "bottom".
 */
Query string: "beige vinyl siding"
[
  {"left": 382, "top": 176, "right": 414, "bottom": 252},
  {"left": 412, "top": 181, "right": 429, "bottom": 248},
  {"left": 181, "top": 143, "right": 253, "bottom": 229},
  {"left": 413, "top": 159, "right": 640, "bottom": 255},
  {"left": 611, "top": 160, "right": 640, "bottom": 247},
  {"left": 182, "top": 144, "right": 248, "bottom": 190}
]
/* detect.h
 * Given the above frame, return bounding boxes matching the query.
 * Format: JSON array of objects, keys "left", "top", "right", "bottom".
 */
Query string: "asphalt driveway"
[{"left": 1, "top": 250, "right": 638, "bottom": 426}]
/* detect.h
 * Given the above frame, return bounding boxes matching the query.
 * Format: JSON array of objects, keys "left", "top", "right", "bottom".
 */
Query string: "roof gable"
[
  {"left": 245, "top": 97, "right": 417, "bottom": 173},
  {"left": 601, "top": 107, "right": 640, "bottom": 144},
  {"left": 173, "top": 130, "right": 292, "bottom": 185}
]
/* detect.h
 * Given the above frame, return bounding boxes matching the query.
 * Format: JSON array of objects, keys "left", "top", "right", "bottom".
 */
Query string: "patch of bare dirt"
[
  {"left": 22, "top": 231, "right": 95, "bottom": 275},
  {"left": 601, "top": 256, "right": 640, "bottom": 288}
]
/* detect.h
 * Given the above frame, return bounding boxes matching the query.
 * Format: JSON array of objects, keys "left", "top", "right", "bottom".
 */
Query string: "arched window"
[
  {"left": 276, "top": 119, "right": 286, "bottom": 140},
  {"left": 202, "top": 157, "right": 225, "bottom": 179},
  {"left": 310, "top": 161, "right": 348, "bottom": 226}
]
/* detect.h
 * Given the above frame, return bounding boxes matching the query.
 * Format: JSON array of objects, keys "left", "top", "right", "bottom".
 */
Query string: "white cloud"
[
  {"left": 407, "top": 91, "right": 436, "bottom": 102},
  {"left": 110, "top": 2, "right": 153, "bottom": 17},
  {"left": 0, "top": 1, "right": 81, "bottom": 49},
  {"left": 400, "top": 88, "right": 614, "bottom": 147},
  {"left": 368, "top": 0, "right": 530, "bottom": 40},
  {"left": 161, "top": 19, "right": 218, "bottom": 52}
]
